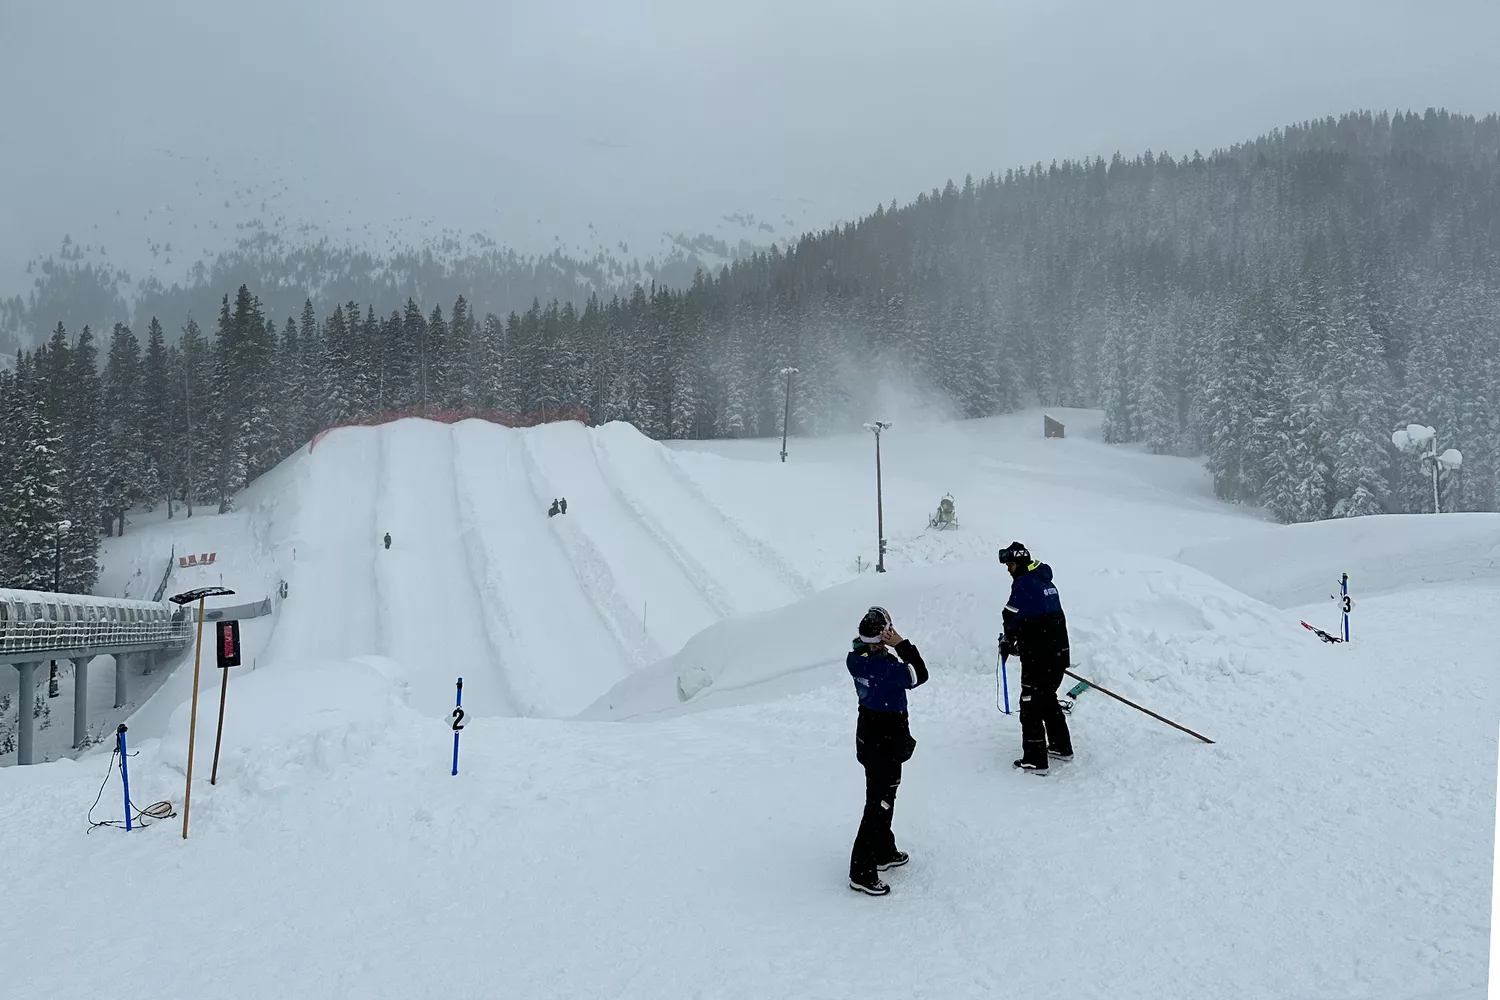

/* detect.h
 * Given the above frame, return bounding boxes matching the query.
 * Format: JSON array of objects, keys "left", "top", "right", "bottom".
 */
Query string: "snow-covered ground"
[{"left": 3, "top": 410, "right": 1496, "bottom": 1000}]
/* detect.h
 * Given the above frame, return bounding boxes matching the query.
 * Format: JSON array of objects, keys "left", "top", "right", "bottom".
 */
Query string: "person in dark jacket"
[
  {"left": 383, "top": 532, "right": 391, "bottom": 550},
  {"left": 998, "top": 542, "right": 1073, "bottom": 773},
  {"left": 845, "top": 605, "right": 929, "bottom": 895}
]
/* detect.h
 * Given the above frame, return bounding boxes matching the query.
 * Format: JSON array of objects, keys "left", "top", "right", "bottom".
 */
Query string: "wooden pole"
[
  {"left": 181, "top": 597, "right": 207, "bottom": 838},
  {"left": 1063, "top": 668, "right": 1214, "bottom": 744},
  {"left": 210, "top": 656, "right": 230, "bottom": 785}
]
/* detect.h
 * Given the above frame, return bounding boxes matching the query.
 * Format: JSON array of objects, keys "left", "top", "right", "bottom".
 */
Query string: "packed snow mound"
[
  {"left": 584, "top": 555, "right": 1293, "bottom": 721},
  {"left": 1175, "top": 512, "right": 1500, "bottom": 608},
  {"left": 155, "top": 656, "right": 410, "bottom": 795},
  {"left": 5, "top": 409, "right": 1495, "bottom": 999},
  {"left": 100, "top": 416, "right": 822, "bottom": 737}
]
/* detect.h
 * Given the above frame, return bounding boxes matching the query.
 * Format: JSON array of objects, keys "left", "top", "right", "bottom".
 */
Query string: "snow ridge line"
[
  {"left": 630, "top": 439, "right": 816, "bottom": 600},
  {"left": 584, "top": 432, "right": 737, "bottom": 620},
  {"left": 518, "top": 432, "right": 662, "bottom": 669},
  {"left": 442, "top": 426, "right": 521, "bottom": 716}
]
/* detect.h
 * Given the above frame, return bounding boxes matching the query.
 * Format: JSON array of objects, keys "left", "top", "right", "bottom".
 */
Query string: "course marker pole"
[
  {"left": 117, "top": 725, "right": 133, "bottom": 831},
  {"left": 1341, "top": 573, "right": 1350, "bottom": 642},
  {"left": 451, "top": 678, "right": 465, "bottom": 776}
]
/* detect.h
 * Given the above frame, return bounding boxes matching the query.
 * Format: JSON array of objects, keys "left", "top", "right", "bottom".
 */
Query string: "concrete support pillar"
[
  {"left": 72, "top": 655, "right": 90, "bottom": 749},
  {"left": 115, "top": 652, "right": 129, "bottom": 709},
  {"left": 16, "top": 661, "right": 37, "bottom": 765}
]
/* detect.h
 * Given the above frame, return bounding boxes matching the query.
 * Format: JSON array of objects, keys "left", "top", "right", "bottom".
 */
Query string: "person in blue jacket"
[
  {"left": 845, "top": 605, "right": 929, "bottom": 896},
  {"left": 998, "top": 542, "right": 1074, "bottom": 773}
]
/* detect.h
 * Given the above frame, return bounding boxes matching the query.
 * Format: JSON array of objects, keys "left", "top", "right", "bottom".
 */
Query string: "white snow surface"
[{"left": 3, "top": 410, "right": 1495, "bottom": 1000}]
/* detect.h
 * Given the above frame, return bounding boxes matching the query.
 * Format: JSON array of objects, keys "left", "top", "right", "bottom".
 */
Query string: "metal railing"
[{"left": 0, "top": 618, "right": 192, "bottom": 657}]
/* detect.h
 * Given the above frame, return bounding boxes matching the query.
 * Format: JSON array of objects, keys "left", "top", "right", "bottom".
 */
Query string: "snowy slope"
[
  {"left": 1177, "top": 511, "right": 1500, "bottom": 608},
  {"left": 3, "top": 409, "right": 1494, "bottom": 1000}
]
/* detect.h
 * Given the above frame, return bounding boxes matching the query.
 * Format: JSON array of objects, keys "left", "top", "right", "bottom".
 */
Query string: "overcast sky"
[{"left": 2, "top": 0, "right": 1498, "bottom": 291}]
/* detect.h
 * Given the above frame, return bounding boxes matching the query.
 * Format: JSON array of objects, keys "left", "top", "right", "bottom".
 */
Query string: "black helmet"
[
  {"left": 998, "top": 541, "right": 1031, "bottom": 565},
  {"left": 857, "top": 605, "right": 892, "bottom": 640}
]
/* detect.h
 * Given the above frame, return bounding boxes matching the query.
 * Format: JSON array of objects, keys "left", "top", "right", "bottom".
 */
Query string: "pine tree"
[
  {"left": 1, "top": 382, "right": 67, "bottom": 589},
  {"left": 60, "top": 326, "right": 104, "bottom": 590},
  {"left": 212, "top": 293, "right": 246, "bottom": 510},
  {"left": 175, "top": 318, "right": 213, "bottom": 515},
  {"left": 102, "top": 322, "right": 149, "bottom": 534},
  {"left": 141, "top": 317, "right": 174, "bottom": 517},
  {"left": 1326, "top": 304, "right": 1393, "bottom": 518}
]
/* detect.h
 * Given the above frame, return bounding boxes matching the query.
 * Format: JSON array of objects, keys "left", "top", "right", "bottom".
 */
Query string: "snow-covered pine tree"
[
  {"left": 475, "top": 312, "right": 503, "bottom": 410},
  {"left": 175, "top": 317, "right": 213, "bottom": 515},
  {"left": 140, "top": 317, "right": 174, "bottom": 517},
  {"left": 1, "top": 383, "right": 67, "bottom": 589},
  {"left": 103, "top": 322, "right": 148, "bottom": 534},
  {"left": 425, "top": 303, "right": 448, "bottom": 411},
  {"left": 1325, "top": 300, "right": 1393, "bottom": 518},
  {"left": 444, "top": 296, "right": 475, "bottom": 410},
  {"left": 61, "top": 325, "right": 104, "bottom": 590}
]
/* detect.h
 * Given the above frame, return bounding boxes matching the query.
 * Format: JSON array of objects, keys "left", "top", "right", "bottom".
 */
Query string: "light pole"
[
  {"left": 864, "top": 421, "right": 891, "bottom": 572},
  {"left": 1392, "top": 424, "right": 1464, "bottom": 513},
  {"left": 49, "top": 519, "right": 71, "bottom": 698},
  {"left": 779, "top": 367, "right": 798, "bottom": 462}
]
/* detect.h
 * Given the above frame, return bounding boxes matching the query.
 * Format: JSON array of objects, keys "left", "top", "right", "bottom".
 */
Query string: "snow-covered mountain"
[
  {"left": 3, "top": 408, "right": 1495, "bottom": 998},
  {"left": 7, "top": 0, "right": 1499, "bottom": 322}
]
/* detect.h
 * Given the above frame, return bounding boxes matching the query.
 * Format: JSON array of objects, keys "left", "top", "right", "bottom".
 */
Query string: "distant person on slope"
[
  {"left": 548, "top": 499, "right": 560, "bottom": 517},
  {"left": 846, "top": 606, "right": 929, "bottom": 896},
  {"left": 559, "top": 497, "right": 567, "bottom": 514},
  {"left": 998, "top": 542, "right": 1073, "bottom": 773},
  {"left": 383, "top": 532, "right": 391, "bottom": 550}
]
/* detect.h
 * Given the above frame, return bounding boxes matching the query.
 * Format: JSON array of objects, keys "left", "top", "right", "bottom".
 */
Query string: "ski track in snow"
[
  {"left": 524, "top": 422, "right": 717, "bottom": 658},
  {"left": 594, "top": 423, "right": 816, "bottom": 606},
  {"left": 516, "top": 426, "right": 664, "bottom": 669},
  {"left": 451, "top": 422, "right": 631, "bottom": 717},
  {"left": 377, "top": 421, "right": 512, "bottom": 718}
]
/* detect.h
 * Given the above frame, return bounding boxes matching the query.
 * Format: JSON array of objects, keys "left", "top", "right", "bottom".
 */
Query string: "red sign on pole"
[{"left": 216, "top": 619, "right": 242, "bottom": 668}]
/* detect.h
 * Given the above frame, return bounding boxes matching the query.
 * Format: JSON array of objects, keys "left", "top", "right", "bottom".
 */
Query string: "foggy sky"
[{"left": 2, "top": 0, "right": 1498, "bottom": 293}]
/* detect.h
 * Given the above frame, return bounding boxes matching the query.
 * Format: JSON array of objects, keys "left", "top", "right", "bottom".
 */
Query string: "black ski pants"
[
  {"left": 850, "top": 758, "right": 902, "bottom": 882},
  {"left": 850, "top": 707, "right": 913, "bottom": 881},
  {"left": 1019, "top": 651, "right": 1072, "bottom": 764}
]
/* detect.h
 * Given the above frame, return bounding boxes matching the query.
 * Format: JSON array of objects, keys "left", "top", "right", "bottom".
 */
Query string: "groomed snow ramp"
[{"left": 259, "top": 417, "right": 809, "bottom": 720}]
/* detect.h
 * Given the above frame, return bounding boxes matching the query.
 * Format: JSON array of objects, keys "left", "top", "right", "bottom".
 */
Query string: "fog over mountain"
[{"left": 3, "top": 0, "right": 1498, "bottom": 300}]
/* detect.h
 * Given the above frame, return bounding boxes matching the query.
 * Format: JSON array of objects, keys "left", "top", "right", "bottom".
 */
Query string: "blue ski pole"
[
  {"left": 117, "top": 725, "right": 133, "bottom": 831},
  {"left": 450, "top": 677, "right": 465, "bottom": 776},
  {"left": 998, "top": 651, "right": 1011, "bottom": 715}
]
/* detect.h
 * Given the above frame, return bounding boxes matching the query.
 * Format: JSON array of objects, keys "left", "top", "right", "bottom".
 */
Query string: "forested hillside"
[{"left": 2, "top": 108, "right": 1497, "bottom": 590}]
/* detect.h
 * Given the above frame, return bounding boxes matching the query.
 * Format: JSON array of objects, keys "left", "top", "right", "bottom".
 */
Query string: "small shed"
[{"left": 1043, "top": 414, "right": 1065, "bottom": 439}]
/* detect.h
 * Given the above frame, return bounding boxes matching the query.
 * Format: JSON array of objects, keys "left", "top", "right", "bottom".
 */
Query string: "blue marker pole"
[
  {"left": 1341, "top": 573, "right": 1350, "bottom": 643},
  {"left": 451, "top": 677, "right": 464, "bottom": 776},
  {"left": 117, "top": 725, "right": 133, "bottom": 831},
  {"left": 999, "top": 652, "right": 1011, "bottom": 715}
]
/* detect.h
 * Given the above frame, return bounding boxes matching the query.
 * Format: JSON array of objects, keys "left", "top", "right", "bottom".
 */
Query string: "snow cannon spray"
[
  {"left": 450, "top": 678, "right": 466, "bottom": 776},
  {"left": 117, "top": 725, "right": 133, "bottom": 831}
]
